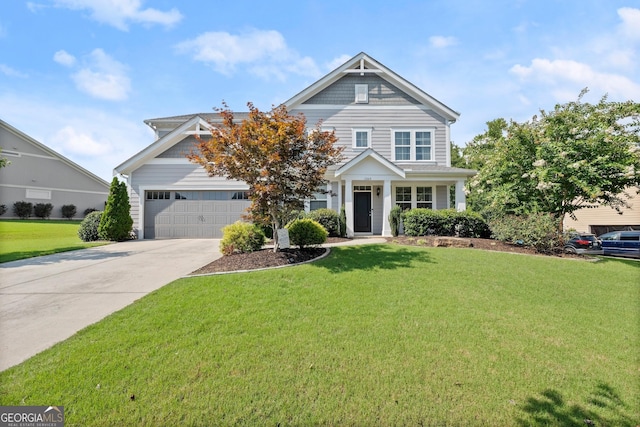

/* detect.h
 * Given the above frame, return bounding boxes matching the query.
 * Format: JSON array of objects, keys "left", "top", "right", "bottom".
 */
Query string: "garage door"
[{"left": 144, "top": 190, "right": 251, "bottom": 239}]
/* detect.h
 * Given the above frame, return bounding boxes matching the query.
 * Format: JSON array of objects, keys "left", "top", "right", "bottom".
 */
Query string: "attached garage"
[{"left": 143, "top": 190, "right": 251, "bottom": 239}]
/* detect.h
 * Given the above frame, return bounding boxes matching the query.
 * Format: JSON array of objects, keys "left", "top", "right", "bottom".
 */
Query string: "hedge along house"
[
  {"left": 0, "top": 120, "right": 109, "bottom": 219},
  {"left": 115, "top": 52, "right": 476, "bottom": 239}
]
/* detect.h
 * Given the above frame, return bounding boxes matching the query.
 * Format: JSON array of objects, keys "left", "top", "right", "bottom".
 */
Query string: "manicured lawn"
[
  {"left": 0, "top": 245, "right": 637, "bottom": 426},
  {"left": 0, "top": 219, "right": 108, "bottom": 263}
]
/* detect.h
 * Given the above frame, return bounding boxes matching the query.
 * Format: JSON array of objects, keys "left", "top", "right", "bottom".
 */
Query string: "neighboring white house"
[
  {"left": 115, "top": 52, "right": 476, "bottom": 239},
  {"left": 0, "top": 119, "right": 109, "bottom": 219}
]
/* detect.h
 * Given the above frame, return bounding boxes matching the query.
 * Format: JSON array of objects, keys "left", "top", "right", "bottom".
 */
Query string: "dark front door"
[{"left": 354, "top": 191, "right": 372, "bottom": 232}]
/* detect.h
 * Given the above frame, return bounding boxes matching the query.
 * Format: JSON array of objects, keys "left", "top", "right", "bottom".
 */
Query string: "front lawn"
[
  {"left": 0, "top": 245, "right": 637, "bottom": 426},
  {"left": 0, "top": 219, "right": 108, "bottom": 263}
]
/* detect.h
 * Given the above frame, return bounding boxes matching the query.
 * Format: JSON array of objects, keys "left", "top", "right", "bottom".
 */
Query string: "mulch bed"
[{"left": 190, "top": 236, "right": 585, "bottom": 275}]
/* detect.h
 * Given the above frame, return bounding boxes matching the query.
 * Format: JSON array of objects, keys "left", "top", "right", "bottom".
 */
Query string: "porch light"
[{"left": 376, "top": 187, "right": 381, "bottom": 197}]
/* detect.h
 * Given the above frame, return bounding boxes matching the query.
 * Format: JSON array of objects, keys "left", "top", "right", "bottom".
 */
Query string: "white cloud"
[
  {"left": 510, "top": 58, "right": 640, "bottom": 100},
  {"left": 51, "top": 126, "right": 111, "bottom": 156},
  {"left": 53, "top": 49, "right": 76, "bottom": 67},
  {"left": 617, "top": 7, "right": 640, "bottom": 41},
  {"left": 325, "top": 54, "right": 352, "bottom": 71},
  {"left": 429, "top": 35, "right": 458, "bottom": 48},
  {"left": 50, "top": 0, "right": 182, "bottom": 31},
  {"left": 71, "top": 48, "right": 130, "bottom": 101},
  {"left": 175, "top": 29, "right": 320, "bottom": 80},
  {"left": 0, "top": 64, "right": 28, "bottom": 78}
]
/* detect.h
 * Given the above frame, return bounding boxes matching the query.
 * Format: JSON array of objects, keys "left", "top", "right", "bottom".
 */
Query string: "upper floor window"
[
  {"left": 355, "top": 84, "right": 369, "bottom": 103},
  {"left": 392, "top": 129, "right": 434, "bottom": 161},
  {"left": 353, "top": 129, "right": 371, "bottom": 148}
]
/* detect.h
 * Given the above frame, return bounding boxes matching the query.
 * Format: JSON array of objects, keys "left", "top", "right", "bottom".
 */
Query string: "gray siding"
[
  {"left": 304, "top": 74, "right": 420, "bottom": 105},
  {"left": 298, "top": 107, "right": 448, "bottom": 166},
  {"left": 436, "top": 186, "right": 448, "bottom": 210},
  {"left": 157, "top": 136, "right": 199, "bottom": 158},
  {"left": 0, "top": 124, "right": 108, "bottom": 219}
]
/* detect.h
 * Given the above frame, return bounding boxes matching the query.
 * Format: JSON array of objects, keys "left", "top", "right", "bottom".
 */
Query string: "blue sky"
[{"left": 1, "top": 0, "right": 639, "bottom": 181}]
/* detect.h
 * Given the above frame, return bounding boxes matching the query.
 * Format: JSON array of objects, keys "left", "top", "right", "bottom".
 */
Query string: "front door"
[{"left": 354, "top": 191, "right": 372, "bottom": 232}]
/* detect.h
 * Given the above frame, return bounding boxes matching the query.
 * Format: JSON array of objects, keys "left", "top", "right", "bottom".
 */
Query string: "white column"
[
  {"left": 326, "top": 182, "right": 333, "bottom": 210},
  {"left": 381, "top": 179, "right": 392, "bottom": 236},
  {"left": 345, "top": 178, "right": 353, "bottom": 237},
  {"left": 455, "top": 179, "right": 466, "bottom": 211},
  {"left": 337, "top": 181, "right": 342, "bottom": 213}
]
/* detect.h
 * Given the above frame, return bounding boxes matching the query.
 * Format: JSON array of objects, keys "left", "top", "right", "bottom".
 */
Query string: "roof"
[
  {"left": 0, "top": 119, "right": 110, "bottom": 188},
  {"left": 284, "top": 52, "right": 460, "bottom": 122}
]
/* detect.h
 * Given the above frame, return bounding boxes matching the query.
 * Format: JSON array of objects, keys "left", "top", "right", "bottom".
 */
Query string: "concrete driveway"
[{"left": 0, "top": 239, "right": 221, "bottom": 371}]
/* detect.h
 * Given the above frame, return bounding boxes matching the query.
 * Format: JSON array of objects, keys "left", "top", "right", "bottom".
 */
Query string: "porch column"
[
  {"left": 381, "top": 179, "right": 392, "bottom": 236},
  {"left": 345, "top": 178, "right": 353, "bottom": 237},
  {"left": 326, "top": 181, "right": 333, "bottom": 210},
  {"left": 337, "top": 180, "right": 342, "bottom": 213},
  {"left": 455, "top": 179, "right": 467, "bottom": 211}
]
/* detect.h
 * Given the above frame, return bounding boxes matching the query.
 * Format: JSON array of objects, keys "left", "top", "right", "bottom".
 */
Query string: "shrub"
[
  {"left": 339, "top": 205, "right": 347, "bottom": 238},
  {"left": 13, "top": 201, "right": 33, "bottom": 219},
  {"left": 0, "top": 205, "right": 6, "bottom": 216},
  {"left": 286, "top": 219, "right": 328, "bottom": 249},
  {"left": 78, "top": 211, "right": 103, "bottom": 242},
  {"left": 307, "top": 208, "right": 340, "bottom": 237},
  {"left": 220, "top": 221, "right": 266, "bottom": 256},
  {"left": 84, "top": 208, "right": 97, "bottom": 216},
  {"left": 33, "top": 203, "right": 54, "bottom": 219},
  {"left": 61, "top": 204, "right": 77, "bottom": 220},
  {"left": 99, "top": 178, "right": 133, "bottom": 241},
  {"left": 489, "top": 213, "right": 561, "bottom": 253},
  {"left": 389, "top": 205, "right": 403, "bottom": 237},
  {"left": 401, "top": 208, "right": 490, "bottom": 238}
]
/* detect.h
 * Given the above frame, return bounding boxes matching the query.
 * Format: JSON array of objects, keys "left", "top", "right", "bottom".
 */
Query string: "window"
[
  {"left": 26, "top": 189, "right": 51, "bottom": 200},
  {"left": 175, "top": 191, "right": 198, "bottom": 200},
  {"left": 392, "top": 129, "right": 435, "bottom": 161},
  {"left": 147, "top": 191, "right": 170, "bottom": 200},
  {"left": 395, "top": 187, "right": 412, "bottom": 211},
  {"left": 394, "top": 132, "right": 411, "bottom": 161},
  {"left": 355, "top": 84, "right": 368, "bottom": 103},
  {"left": 416, "top": 187, "right": 433, "bottom": 209},
  {"left": 309, "top": 185, "right": 327, "bottom": 211},
  {"left": 231, "top": 191, "right": 250, "bottom": 200},
  {"left": 353, "top": 129, "right": 371, "bottom": 148},
  {"left": 202, "top": 191, "right": 227, "bottom": 200}
]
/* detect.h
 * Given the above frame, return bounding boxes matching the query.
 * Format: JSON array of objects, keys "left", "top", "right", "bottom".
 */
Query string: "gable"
[{"left": 304, "top": 74, "right": 420, "bottom": 106}]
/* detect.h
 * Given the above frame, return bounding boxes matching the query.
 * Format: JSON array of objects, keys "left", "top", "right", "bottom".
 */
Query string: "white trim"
[
  {"left": 445, "top": 120, "right": 452, "bottom": 167},
  {"left": 26, "top": 188, "right": 51, "bottom": 200},
  {"left": 0, "top": 183, "right": 108, "bottom": 195},
  {"left": 352, "top": 128, "right": 371, "bottom": 149},
  {"left": 391, "top": 128, "right": 435, "bottom": 162},
  {"left": 294, "top": 104, "right": 434, "bottom": 111},
  {"left": 146, "top": 158, "right": 192, "bottom": 165}
]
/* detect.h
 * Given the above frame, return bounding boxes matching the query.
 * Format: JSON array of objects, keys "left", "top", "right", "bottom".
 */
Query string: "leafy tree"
[
  {"left": 99, "top": 178, "right": 133, "bottom": 241},
  {"left": 189, "top": 103, "right": 344, "bottom": 251},
  {"left": 465, "top": 90, "right": 640, "bottom": 230},
  {"left": 0, "top": 148, "right": 9, "bottom": 169}
]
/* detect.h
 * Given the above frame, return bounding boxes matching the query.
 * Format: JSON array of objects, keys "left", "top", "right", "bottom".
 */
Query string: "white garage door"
[{"left": 144, "top": 190, "right": 251, "bottom": 239}]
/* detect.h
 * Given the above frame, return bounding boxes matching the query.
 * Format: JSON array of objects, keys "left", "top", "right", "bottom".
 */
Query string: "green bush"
[
  {"left": 13, "top": 201, "right": 33, "bottom": 219},
  {"left": 84, "top": 208, "right": 97, "bottom": 216},
  {"left": 489, "top": 213, "right": 561, "bottom": 253},
  {"left": 61, "top": 204, "right": 77, "bottom": 220},
  {"left": 401, "top": 209, "right": 490, "bottom": 238},
  {"left": 220, "top": 221, "right": 266, "bottom": 256},
  {"left": 99, "top": 178, "right": 133, "bottom": 241},
  {"left": 78, "top": 211, "right": 103, "bottom": 242},
  {"left": 307, "top": 208, "right": 340, "bottom": 237},
  {"left": 34, "top": 203, "right": 54, "bottom": 219},
  {"left": 339, "top": 205, "right": 346, "bottom": 238},
  {"left": 389, "top": 205, "right": 403, "bottom": 237},
  {"left": 286, "top": 219, "right": 328, "bottom": 248}
]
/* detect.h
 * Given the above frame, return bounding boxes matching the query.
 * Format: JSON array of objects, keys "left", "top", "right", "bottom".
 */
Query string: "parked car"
[
  {"left": 563, "top": 234, "right": 602, "bottom": 254},
  {"left": 599, "top": 231, "right": 640, "bottom": 259}
]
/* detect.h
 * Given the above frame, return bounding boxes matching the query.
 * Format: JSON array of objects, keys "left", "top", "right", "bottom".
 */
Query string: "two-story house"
[{"left": 115, "top": 52, "right": 476, "bottom": 239}]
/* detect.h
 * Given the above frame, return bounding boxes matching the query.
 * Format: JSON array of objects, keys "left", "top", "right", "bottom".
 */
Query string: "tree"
[
  {"left": 189, "top": 103, "right": 344, "bottom": 251},
  {"left": 466, "top": 90, "right": 640, "bottom": 229},
  {"left": 99, "top": 177, "right": 133, "bottom": 241},
  {"left": 0, "top": 149, "right": 10, "bottom": 169}
]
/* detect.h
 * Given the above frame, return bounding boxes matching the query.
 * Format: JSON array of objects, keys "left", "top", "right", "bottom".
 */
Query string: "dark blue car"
[{"left": 599, "top": 231, "right": 640, "bottom": 259}]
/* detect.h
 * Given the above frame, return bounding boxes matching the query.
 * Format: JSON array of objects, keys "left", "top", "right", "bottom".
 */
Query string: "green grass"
[
  {"left": 0, "top": 219, "right": 108, "bottom": 263},
  {"left": 1, "top": 245, "right": 638, "bottom": 426}
]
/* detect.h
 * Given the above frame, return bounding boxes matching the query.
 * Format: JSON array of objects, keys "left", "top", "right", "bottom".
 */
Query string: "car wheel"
[{"left": 564, "top": 246, "right": 577, "bottom": 254}]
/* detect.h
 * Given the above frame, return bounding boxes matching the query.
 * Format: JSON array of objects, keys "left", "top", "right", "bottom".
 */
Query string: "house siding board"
[
  {"left": 157, "top": 136, "right": 199, "bottom": 158},
  {"left": 304, "top": 74, "right": 420, "bottom": 106},
  {"left": 436, "top": 185, "right": 448, "bottom": 210},
  {"left": 563, "top": 190, "right": 640, "bottom": 234},
  {"left": 297, "top": 107, "right": 448, "bottom": 165}
]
